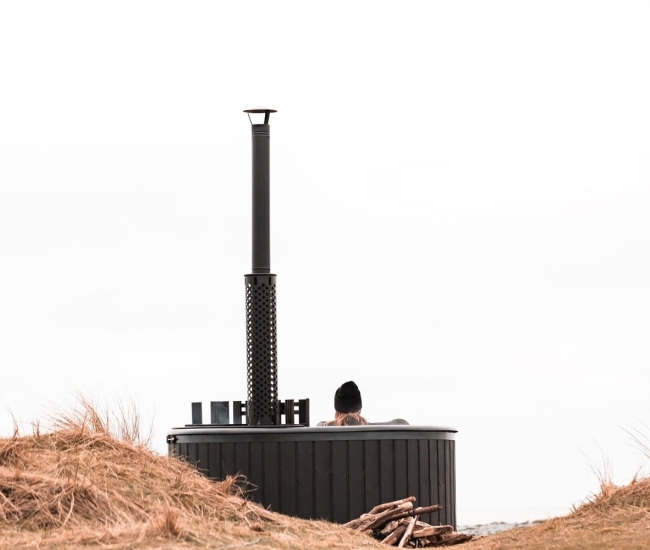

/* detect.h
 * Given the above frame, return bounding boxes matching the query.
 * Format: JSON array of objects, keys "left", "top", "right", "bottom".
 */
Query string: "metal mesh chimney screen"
[{"left": 245, "top": 274, "right": 278, "bottom": 424}]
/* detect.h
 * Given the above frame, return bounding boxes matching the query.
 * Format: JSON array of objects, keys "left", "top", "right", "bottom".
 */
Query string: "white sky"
[{"left": 1, "top": 0, "right": 650, "bottom": 526}]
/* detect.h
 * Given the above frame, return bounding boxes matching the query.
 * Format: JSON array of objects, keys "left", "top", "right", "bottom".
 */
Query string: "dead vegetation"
[
  {"left": 463, "top": 477, "right": 650, "bottom": 550},
  {"left": 2, "top": 397, "right": 650, "bottom": 549},
  {"left": 0, "top": 398, "right": 380, "bottom": 549}
]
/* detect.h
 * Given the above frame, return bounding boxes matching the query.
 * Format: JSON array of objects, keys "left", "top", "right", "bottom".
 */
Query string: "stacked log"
[{"left": 344, "top": 496, "right": 473, "bottom": 547}]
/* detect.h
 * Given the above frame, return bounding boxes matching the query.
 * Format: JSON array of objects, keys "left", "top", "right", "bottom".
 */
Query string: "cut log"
[
  {"left": 369, "top": 496, "right": 417, "bottom": 515},
  {"left": 425, "top": 532, "right": 474, "bottom": 546},
  {"left": 379, "top": 520, "right": 400, "bottom": 536},
  {"left": 345, "top": 502, "right": 413, "bottom": 532},
  {"left": 344, "top": 496, "right": 472, "bottom": 548},
  {"left": 397, "top": 516, "right": 418, "bottom": 548},
  {"left": 411, "top": 525, "right": 453, "bottom": 538},
  {"left": 343, "top": 520, "right": 366, "bottom": 531},
  {"left": 386, "top": 504, "right": 442, "bottom": 523},
  {"left": 365, "top": 502, "right": 416, "bottom": 531},
  {"left": 382, "top": 525, "right": 407, "bottom": 546}
]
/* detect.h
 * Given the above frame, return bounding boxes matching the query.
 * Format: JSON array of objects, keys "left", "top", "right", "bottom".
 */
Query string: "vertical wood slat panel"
[
  {"left": 331, "top": 441, "right": 348, "bottom": 523},
  {"left": 394, "top": 439, "right": 407, "bottom": 500},
  {"left": 406, "top": 439, "right": 419, "bottom": 503},
  {"left": 197, "top": 442, "right": 209, "bottom": 475},
  {"left": 249, "top": 442, "right": 264, "bottom": 504},
  {"left": 235, "top": 442, "right": 250, "bottom": 482},
  {"left": 379, "top": 439, "right": 395, "bottom": 505},
  {"left": 174, "top": 430, "right": 456, "bottom": 525},
  {"left": 418, "top": 439, "right": 431, "bottom": 523},
  {"left": 436, "top": 441, "right": 449, "bottom": 525},
  {"left": 348, "top": 440, "right": 365, "bottom": 518},
  {"left": 314, "top": 441, "right": 331, "bottom": 520},
  {"left": 364, "top": 440, "right": 380, "bottom": 512},
  {"left": 437, "top": 440, "right": 446, "bottom": 526},
  {"left": 189, "top": 443, "right": 199, "bottom": 468},
  {"left": 428, "top": 439, "right": 441, "bottom": 526},
  {"left": 296, "top": 441, "right": 314, "bottom": 518},
  {"left": 263, "top": 442, "right": 280, "bottom": 512},
  {"left": 221, "top": 442, "right": 235, "bottom": 477},
  {"left": 208, "top": 443, "right": 221, "bottom": 480},
  {"left": 443, "top": 441, "right": 454, "bottom": 525},
  {"left": 450, "top": 440, "right": 456, "bottom": 529},
  {"left": 279, "top": 441, "right": 297, "bottom": 516}
]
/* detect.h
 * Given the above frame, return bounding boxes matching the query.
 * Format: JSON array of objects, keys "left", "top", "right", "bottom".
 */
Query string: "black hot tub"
[
  {"left": 167, "top": 424, "right": 457, "bottom": 527},
  {"left": 168, "top": 109, "right": 458, "bottom": 528}
]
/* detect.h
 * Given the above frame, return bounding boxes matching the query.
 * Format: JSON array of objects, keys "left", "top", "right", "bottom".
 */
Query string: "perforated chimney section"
[{"left": 245, "top": 274, "right": 278, "bottom": 424}]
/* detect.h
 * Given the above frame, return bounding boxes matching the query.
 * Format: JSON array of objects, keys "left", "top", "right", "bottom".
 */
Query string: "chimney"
[{"left": 244, "top": 107, "right": 278, "bottom": 425}]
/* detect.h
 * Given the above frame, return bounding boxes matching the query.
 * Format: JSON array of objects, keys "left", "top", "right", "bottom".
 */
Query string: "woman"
[{"left": 323, "top": 380, "right": 368, "bottom": 426}]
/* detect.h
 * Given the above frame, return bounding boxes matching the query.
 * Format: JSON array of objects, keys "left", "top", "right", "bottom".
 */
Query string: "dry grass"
[
  {"left": 0, "top": 397, "right": 380, "bottom": 549},
  {"left": 464, "top": 477, "right": 650, "bottom": 550},
  {"left": 4, "top": 397, "right": 650, "bottom": 549}
]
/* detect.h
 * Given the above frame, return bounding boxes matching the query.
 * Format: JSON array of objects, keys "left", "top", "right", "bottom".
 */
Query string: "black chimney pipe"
[{"left": 244, "top": 107, "right": 278, "bottom": 425}]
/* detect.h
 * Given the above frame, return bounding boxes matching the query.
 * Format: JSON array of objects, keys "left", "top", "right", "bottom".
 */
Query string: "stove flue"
[{"left": 244, "top": 107, "right": 278, "bottom": 425}]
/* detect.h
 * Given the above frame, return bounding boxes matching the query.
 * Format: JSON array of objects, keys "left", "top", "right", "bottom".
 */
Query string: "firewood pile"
[{"left": 344, "top": 496, "right": 473, "bottom": 547}]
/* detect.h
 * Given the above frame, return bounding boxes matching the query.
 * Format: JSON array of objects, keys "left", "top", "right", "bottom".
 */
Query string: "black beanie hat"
[{"left": 334, "top": 381, "right": 362, "bottom": 413}]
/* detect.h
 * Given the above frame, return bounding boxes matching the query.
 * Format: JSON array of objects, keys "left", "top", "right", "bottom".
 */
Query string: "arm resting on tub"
[{"left": 317, "top": 418, "right": 410, "bottom": 426}]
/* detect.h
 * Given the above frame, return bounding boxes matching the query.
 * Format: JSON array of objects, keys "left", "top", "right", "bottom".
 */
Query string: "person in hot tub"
[
  {"left": 317, "top": 380, "right": 410, "bottom": 426},
  {"left": 321, "top": 380, "right": 368, "bottom": 426}
]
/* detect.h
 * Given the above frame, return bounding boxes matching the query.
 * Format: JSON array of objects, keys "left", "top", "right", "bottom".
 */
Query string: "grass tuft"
[{"left": 0, "top": 396, "right": 380, "bottom": 549}]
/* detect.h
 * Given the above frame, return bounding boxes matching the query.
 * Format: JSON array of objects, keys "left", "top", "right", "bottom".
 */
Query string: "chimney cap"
[{"left": 244, "top": 107, "right": 277, "bottom": 114}]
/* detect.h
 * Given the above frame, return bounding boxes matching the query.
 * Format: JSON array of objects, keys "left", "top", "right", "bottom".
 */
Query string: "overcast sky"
[{"left": 1, "top": 0, "right": 649, "bottom": 525}]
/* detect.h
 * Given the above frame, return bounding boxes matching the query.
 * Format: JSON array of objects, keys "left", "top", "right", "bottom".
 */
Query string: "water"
[{"left": 457, "top": 506, "right": 570, "bottom": 526}]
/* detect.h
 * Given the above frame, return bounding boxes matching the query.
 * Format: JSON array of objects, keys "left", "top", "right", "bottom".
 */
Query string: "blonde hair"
[{"left": 323, "top": 411, "right": 368, "bottom": 426}]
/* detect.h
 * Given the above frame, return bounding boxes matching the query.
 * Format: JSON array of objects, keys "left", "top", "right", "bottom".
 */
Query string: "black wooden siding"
[{"left": 169, "top": 426, "right": 456, "bottom": 528}]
